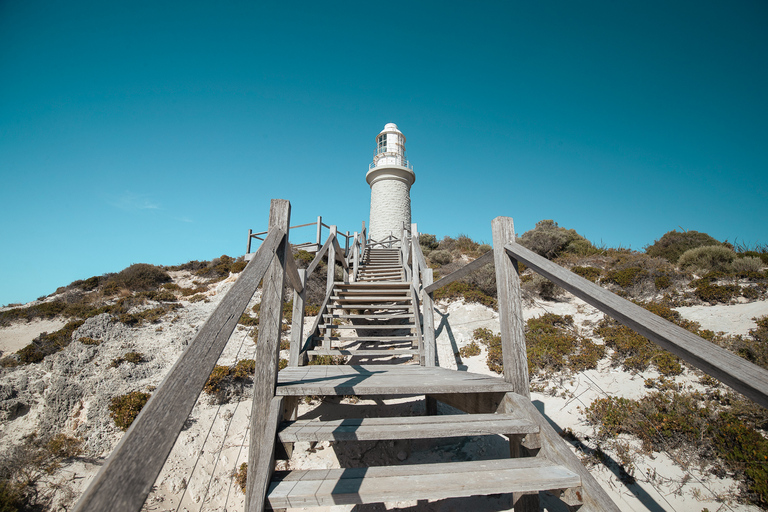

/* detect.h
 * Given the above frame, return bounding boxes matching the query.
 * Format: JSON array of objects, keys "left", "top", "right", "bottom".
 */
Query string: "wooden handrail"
[
  {"left": 423, "top": 251, "right": 493, "bottom": 295},
  {"left": 73, "top": 226, "right": 286, "bottom": 512},
  {"left": 503, "top": 240, "right": 768, "bottom": 408},
  {"left": 282, "top": 246, "right": 303, "bottom": 293},
  {"left": 306, "top": 234, "right": 334, "bottom": 277}
]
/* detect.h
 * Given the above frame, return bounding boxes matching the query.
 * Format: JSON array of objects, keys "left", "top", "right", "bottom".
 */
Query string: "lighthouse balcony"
[{"left": 369, "top": 156, "right": 413, "bottom": 171}]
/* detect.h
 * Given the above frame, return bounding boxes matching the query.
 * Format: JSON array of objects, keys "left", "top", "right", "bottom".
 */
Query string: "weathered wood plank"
[
  {"left": 492, "top": 217, "right": 528, "bottom": 397},
  {"left": 282, "top": 244, "right": 303, "bottom": 293},
  {"left": 423, "top": 250, "right": 493, "bottom": 295},
  {"left": 245, "top": 199, "right": 291, "bottom": 512},
  {"left": 278, "top": 413, "right": 538, "bottom": 442},
  {"left": 267, "top": 458, "right": 580, "bottom": 508},
  {"left": 327, "top": 226, "right": 337, "bottom": 295},
  {"left": 422, "top": 268, "right": 436, "bottom": 367},
  {"left": 305, "top": 234, "right": 333, "bottom": 278},
  {"left": 247, "top": 396, "right": 285, "bottom": 512},
  {"left": 277, "top": 365, "right": 515, "bottom": 396},
  {"left": 501, "top": 392, "right": 620, "bottom": 512},
  {"left": 504, "top": 241, "right": 768, "bottom": 409},
  {"left": 288, "top": 269, "right": 306, "bottom": 367},
  {"left": 72, "top": 225, "right": 284, "bottom": 512}
]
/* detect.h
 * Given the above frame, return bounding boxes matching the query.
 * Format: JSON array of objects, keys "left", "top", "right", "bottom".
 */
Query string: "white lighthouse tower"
[{"left": 367, "top": 123, "right": 415, "bottom": 247}]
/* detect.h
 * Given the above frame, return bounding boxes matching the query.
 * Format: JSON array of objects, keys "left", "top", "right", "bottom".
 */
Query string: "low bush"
[
  {"left": 473, "top": 328, "right": 503, "bottom": 374},
  {"left": 522, "top": 274, "right": 563, "bottom": 301},
  {"left": 433, "top": 281, "right": 497, "bottom": 310},
  {"left": 109, "top": 263, "right": 172, "bottom": 291},
  {"left": 585, "top": 391, "right": 768, "bottom": 505},
  {"left": 459, "top": 341, "right": 481, "bottom": 358},
  {"left": 429, "top": 250, "right": 452, "bottom": 265},
  {"left": 594, "top": 302, "right": 688, "bottom": 374},
  {"left": 733, "top": 256, "right": 763, "bottom": 275},
  {"left": 419, "top": 234, "right": 439, "bottom": 252},
  {"left": 203, "top": 359, "right": 257, "bottom": 401},
  {"left": 519, "top": 220, "right": 596, "bottom": 260},
  {"left": 194, "top": 255, "right": 245, "bottom": 280},
  {"left": 236, "top": 462, "right": 248, "bottom": 493},
  {"left": 78, "top": 337, "right": 101, "bottom": 345},
  {"left": 14, "top": 320, "right": 85, "bottom": 365},
  {"left": 109, "top": 391, "right": 151, "bottom": 430},
  {"left": 294, "top": 250, "right": 314, "bottom": 267},
  {"left": 678, "top": 245, "right": 736, "bottom": 274},
  {"left": 645, "top": 230, "right": 723, "bottom": 263},
  {"left": 571, "top": 266, "right": 602, "bottom": 283},
  {"left": 110, "top": 352, "right": 145, "bottom": 367}
]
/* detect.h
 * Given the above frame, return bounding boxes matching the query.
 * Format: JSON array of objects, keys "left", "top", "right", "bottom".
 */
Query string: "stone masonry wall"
[{"left": 369, "top": 178, "right": 411, "bottom": 246}]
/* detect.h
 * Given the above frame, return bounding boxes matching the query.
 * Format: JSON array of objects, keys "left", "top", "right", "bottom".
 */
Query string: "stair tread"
[
  {"left": 277, "top": 365, "right": 515, "bottom": 396},
  {"left": 308, "top": 348, "right": 418, "bottom": 356},
  {"left": 267, "top": 458, "right": 580, "bottom": 507},
  {"left": 278, "top": 413, "right": 539, "bottom": 442}
]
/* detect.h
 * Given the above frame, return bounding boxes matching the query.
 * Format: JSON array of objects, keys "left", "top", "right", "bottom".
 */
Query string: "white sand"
[{"left": 0, "top": 318, "right": 68, "bottom": 355}]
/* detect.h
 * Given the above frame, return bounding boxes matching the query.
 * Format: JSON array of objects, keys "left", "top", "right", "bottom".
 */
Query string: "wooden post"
[
  {"left": 289, "top": 269, "right": 306, "bottom": 367},
  {"left": 245, "top": 199, "right": 290, "bottom": 512},
  {"left": 491, "top": 217, "right": 529, "bottom": 395},
  {"left": 411, "top": 224, "right": 420, "bottom": 293},
  {"left": 316, "top": 216, "right": 322, "bottom": 252},
  {"left": 343, "top": 231, "right": 350, "bottom": 284},
  {"left": 352, "top": 231, "right": 359, "bottom": 282},
  {"left": 327, "top": 225, "right": 337, "bottom": 295},
  {"left": 491, "top": 216, "right": 536, "bottom": 512},
  {"left": 247, "top": 228, "right": 253, "bottom": 254},
  {"left": 422, "top": 269, "right": 436, "bottom": 367}
]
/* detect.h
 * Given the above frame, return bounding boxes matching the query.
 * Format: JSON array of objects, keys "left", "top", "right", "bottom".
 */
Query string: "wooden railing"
[
  {"left": 407, "top": 224, "right": 437, "bottom": 366},
  {"left": 74, "top": 200, "right": 300, "bottom": 512}
]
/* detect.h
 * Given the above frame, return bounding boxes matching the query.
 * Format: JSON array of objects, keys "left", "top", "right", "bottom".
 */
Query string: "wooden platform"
[
  {"left": 277, "top": 365, "right": 516, "bottom": 396},
  {"left": 267, "top": 458, "right": 580, "bottom": 508}
]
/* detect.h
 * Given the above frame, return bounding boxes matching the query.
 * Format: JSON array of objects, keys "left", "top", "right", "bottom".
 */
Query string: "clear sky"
[{"left": 1, "top": 1, "right": 766, "bottom": 306}]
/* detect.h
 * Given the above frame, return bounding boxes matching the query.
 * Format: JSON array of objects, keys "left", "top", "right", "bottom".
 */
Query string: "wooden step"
[
  {"left": 332, "top": 296, "right": 411, "bottom": 303},
  {"left": 319, "top": 324, "right": 415, "bottom": 330},
  {"left": 267, "top": 458, "right": 581, "bottom": 508},
  {"left": 324, "top": 314, "right": 414, "bottom": 320},
  {"left": 307, "top": 348, "right": 418, "bottom": 357},
  {"left": 336, "top": 282, "right": 410, "bottom": 288},
  {"left": 335, "top": 290, "right": 411, "bottom": 297},
  {"left": 277, "top": 365, "right": 515, "bottom": 396},
  {"left": 313, "top": 335, "right": 418, "bottom": 342},
  {"left": 278, "top": 413, "right": 539, "bottom": 442},
  {"left": 330, "top": 304, "right": 413, "bottom": 310}
]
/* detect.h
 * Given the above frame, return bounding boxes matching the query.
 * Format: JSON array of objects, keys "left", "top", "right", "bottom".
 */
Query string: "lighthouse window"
[{"left": 377, "top": 135, "right": 387, "bottom": 152}]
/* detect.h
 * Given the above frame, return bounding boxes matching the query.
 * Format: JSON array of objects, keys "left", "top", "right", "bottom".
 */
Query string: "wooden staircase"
[{"left": 265, "top": 246, "right": 585, "bottom": 510}]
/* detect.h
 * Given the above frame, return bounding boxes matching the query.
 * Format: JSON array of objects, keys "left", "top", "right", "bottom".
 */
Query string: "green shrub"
[
  {"left": 646, "top": 230, "right": 723, "bottom": 263},
  {"left": 571, "top": 266, "right": 601, "bottom": 283},
  {"left": 110, "top": 352, "right": 145, "bottom": 367},
  {"left": 473, "top": 328, "right": 503, "bottom": 374},
  {"left": 519, "top": 220, "right": 594, "bottom": 260},
  {"left": 238, "top": 313, "right": 259, "bottom": 326},
  {"left": 16, "top": 320, "right": 85, "bottom": 364},
  {"left": 232, "top": 359, "right": 255, "bottom": 379},
  {"left": 109, "top": 391, "right": 151, "bottom": 430},
  {"left": 602, "top": 268, "right": 648, "bottom": 289},
  {"left": 204, "top": 365, "right": 231, "bottom": 394},
  {"left": 522, "top": 274, "right": 562, "bottom": 300},
  {"left": 711, "top": 413, "right": 768, "bottom": 505},
  {"left": 459, "top": 341, "right": 481, "bottom": 358},
  {"left": 433, "top": 281, "right": 497, "bottom": 310},
  {"left": 294, "top": 250, "right": 314, "bottom": 267},
  {"left": 110, "top": 263, "right": 172, "bottom": 291},
  {"left": 78, "top": 337, "right": 101, "bottom": 345},
  {"left": 678, "top": 245, "right": 736, "bottom": 274},
  {"left": 236, "top": 462, "right": 248, "bottom": 493},
  {"left": 429, "top": 250, "right": 452, "bottom": 265},
  {"left": 733, "top": 256, "right": 763, "bottom": 275},
  {"left": 419, "top": 234, "right": 439, "bottom": 251}
]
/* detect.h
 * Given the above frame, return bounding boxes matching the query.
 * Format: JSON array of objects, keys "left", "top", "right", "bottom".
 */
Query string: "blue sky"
[{"left": 1, "top": 0, "right": 766, "bottom": 306}]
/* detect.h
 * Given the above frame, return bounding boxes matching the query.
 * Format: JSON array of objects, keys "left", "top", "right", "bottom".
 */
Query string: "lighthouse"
[{"left": 367, "top": 123, "right": 415, "bottom": 247}]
